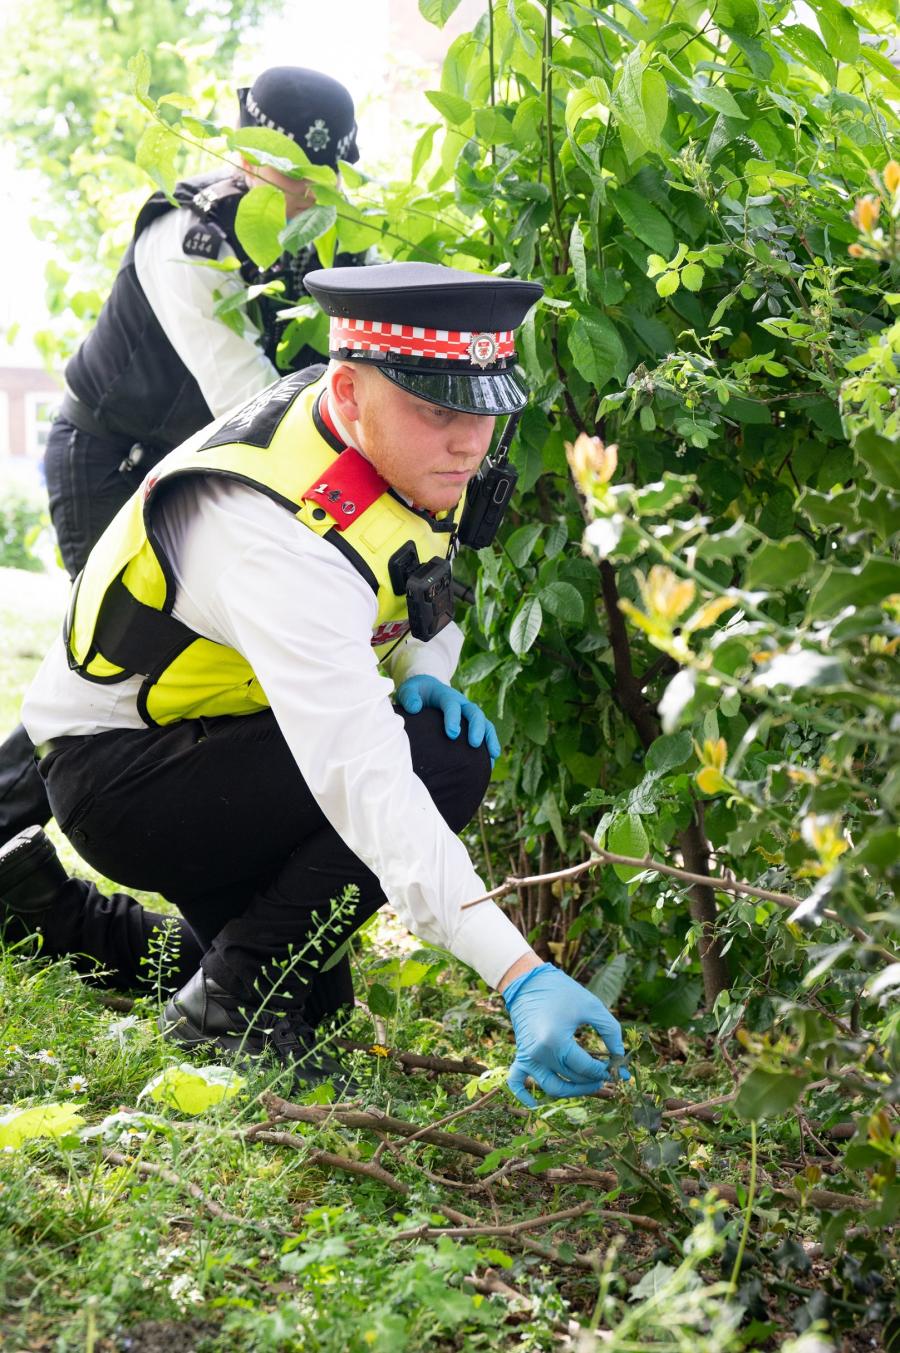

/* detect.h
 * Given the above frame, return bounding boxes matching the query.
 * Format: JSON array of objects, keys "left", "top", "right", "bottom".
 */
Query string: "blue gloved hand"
[
  {"left": 503, "top": 962, "right": 629, "bottom": 1108},
  {"left": 396, "top": 675, "right": 501, "bottom": 763}
]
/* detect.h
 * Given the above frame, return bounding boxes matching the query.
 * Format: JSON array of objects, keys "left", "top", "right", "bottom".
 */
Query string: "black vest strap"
[{"left": 94, "top": 574, "right": 198, "bottom": 677}]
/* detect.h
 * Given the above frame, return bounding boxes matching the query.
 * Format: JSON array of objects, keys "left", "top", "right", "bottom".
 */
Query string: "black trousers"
[
  {"left": 0, "top": 417, "right": 165, "bottom": 847},
  {"left": 39, "top": 706, "right": 490, "bottom": 1015}
]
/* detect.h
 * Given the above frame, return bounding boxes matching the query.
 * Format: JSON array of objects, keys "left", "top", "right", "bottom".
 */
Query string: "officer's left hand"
[
  {"left": 396, "top": 675, "right": 501, "bottom": 763},
  {"left": 503, "top": 962, "right": 629, "bottom": 1108}
]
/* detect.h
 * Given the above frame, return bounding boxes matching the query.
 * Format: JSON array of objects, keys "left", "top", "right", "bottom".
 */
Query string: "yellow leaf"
[
  {"left": 641, "top": 565, "right": 695, "bottom": 621},
  {"left": 138, "top": 1064, "right": 246, "bottom": 1115},
  {"left": 565, "top": 433, "right": 618, "bottom": 491},
  {"left": 884, "top": 160, "right": 900, "bottom": 193},
  {"left": 684, "top": 594, "right": 735, "bottom": 633},
  {"left": 0, "top": 1103, "right": 85, "bottom": 1149},
  {"left": 696, "top": 766, "right": 727, "bottom": 794}
]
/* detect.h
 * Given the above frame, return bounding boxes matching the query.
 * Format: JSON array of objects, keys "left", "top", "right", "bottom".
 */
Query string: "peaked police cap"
[
  {"left": 237, "top": 67, "right": 359, "bottom": 167},
  {"left": 304, "top": 262, "right": 544, "bottom": 415}
]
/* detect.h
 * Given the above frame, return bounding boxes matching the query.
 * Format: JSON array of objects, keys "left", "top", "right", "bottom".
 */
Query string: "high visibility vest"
[{"left": 65, "top": 370, "right": 458, "bottom": 727}]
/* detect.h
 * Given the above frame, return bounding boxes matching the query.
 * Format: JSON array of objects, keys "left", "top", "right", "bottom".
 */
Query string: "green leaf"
[
  {"left": 735, "top": 1068, "right": 809, "bottom": 1121},
  {"left": 808, "top": 558, "right": 900, "bottom": 620},
  {"left": 630, "top": 1262, "right": 679, "bottom": 1299},
  {"left": 425, "top": 89, "right": 472, "bottom": 125},
  {"left": 717, "top": 0, "right": 761, "bottom": 34},
  {"left": 613, "top": 49, "right": 668, "bottom": 159},
  {"left": 128, "top": 51, "right": 152, "bottom": 105},
  {"left": 690, "top": 80, "right": 746, "bottom": 120},
  {"left": 419, "top": 0, "right": 462, "bottom": 25},
  {"left": 505, "top": 522, "right": 543, "bottom": 567},
  {"left": 398, "top": 958, "right": 433, "bottom": 988},
  {"left": 509, "top": 596, "right": 543, "bottom": 656},
  {"left": 588, "top": 953, "right": 629, "bottom": 1006},
  {"left": 135, "top": 123, "right": 179, "bottom": 199},
  {"left": 854, "top": 428, "right": 900, "bottom": 492},
  {"left": 744, "top": 536, "right": 816, "bottom": 591},
  {"left": 138, "top": 1064, "right": 245, "bottom": 1115},
  {"left": 567, "top": 311, "right": 628, "bottom": 388},
  {"left": 410, "top": 123, "right": 439, "bottom": 182},
  {"left": 640, "top": 977, "right": 703, "bottom": 1028},
  {"left": 279, "top": 204, "right": 338, "bottom": 255},
  {"left": 538, "top": 581, "right": 584, "bottom": 623},
  {"left": 809, "top": 0, "right": 859, "bottom": 62},
  {"left": 570, "top": 220, "right": 588, "bottom": 302},
  {"left": 645, "top": 730, "right": 692, "bottom": 775},
  {"left": 680, "top": 262, "right": 705, "bottom": 291},
  {"left": 655, "top": 270, "right": 680, "bottom": 297},
  {"left": 780, "top": 24, "right": 837, "bottom": 84},
  {"left": 607, "top": 811, "right": 649, "bottom": 881},
  {"left": 613, "top": 187, "right": 675, "bottom": 256},
  {"left": 0, "top": 1103, "right": 86, "bottom": 1149},
  {"left": 520, "top": 700, "right": 549, "bottom": 745},
  {"left": 367, "top": 982, "right": 397, "bottom": 1017},
  {"left": 235, "top": 184, "right": 287, "bottom": 271}
]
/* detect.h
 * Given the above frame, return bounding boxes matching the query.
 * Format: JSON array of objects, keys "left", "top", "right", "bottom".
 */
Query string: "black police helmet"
[{"left": 237, "top": 67, "right": 359, "bottom": 167}]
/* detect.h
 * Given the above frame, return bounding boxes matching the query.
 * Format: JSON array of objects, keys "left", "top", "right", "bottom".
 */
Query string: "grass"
[{"left": 0, "top": 566, "right": 894, "bottom": 1352}]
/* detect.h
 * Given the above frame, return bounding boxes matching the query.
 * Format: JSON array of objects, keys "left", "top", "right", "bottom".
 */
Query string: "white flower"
[
  {"left": 117, "top": 1127, "right": 148, "bottom": 1147},
  {"left": 31, "top": 1049, "right": 57, "bottom": 1065},
  {"left": 67, "top": 1075, "right": 89, "bottom": 1094},
  {"left": 105, "top": 1015, "right": 141, "bottom": 1046},
  {"left": 5, "top": 1045, "right": 23, "bottom": 1056},
  {"left": 168, "top": 1273, "right": 203, "bottom": 1308}
]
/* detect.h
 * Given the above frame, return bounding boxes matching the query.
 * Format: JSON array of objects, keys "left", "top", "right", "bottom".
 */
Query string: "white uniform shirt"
[
  {"left": 23, "top": 422, "right": 530, "bottom": 988},
  {"left": 134, "top": 208, "right": 279, "bottom": 417}
]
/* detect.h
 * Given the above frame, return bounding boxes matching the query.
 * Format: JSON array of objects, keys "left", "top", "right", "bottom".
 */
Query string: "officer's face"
[
  {"left": 240, "top": 160, "right": 317, "bottom": 218},
  {"left": 340, "top": 367, "right": 496, "bottom": 513}
]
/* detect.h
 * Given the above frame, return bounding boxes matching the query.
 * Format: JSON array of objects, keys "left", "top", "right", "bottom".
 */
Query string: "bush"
[{"left": 0, "top": 486, "right": 48, "bottom": 572}]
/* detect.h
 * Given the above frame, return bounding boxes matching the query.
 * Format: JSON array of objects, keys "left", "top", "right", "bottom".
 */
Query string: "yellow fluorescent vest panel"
[{"left": 67, "top": 371, "right": 459, "bottom": 727}]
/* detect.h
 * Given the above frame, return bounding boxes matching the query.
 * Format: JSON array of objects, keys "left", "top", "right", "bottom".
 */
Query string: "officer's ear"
[{"left": 329, "top": 362, "right": 368, "bottom": 426}]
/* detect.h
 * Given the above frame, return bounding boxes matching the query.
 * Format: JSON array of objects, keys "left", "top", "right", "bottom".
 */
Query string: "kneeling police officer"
[{"left": 3, "top": 262, "right": 626, "bottom": 1106}]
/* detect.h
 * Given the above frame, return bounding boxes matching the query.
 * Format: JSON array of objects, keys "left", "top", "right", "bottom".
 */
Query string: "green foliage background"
[
  {"left": 2, "top": 1, "right": 899, "bottom": 1343},
  {"left": 131, "top": 0, "right": 900, "bottom": 1220}
]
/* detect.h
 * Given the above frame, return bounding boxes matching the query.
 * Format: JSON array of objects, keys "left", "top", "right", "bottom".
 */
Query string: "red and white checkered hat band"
[{"left": 329, "top": 317, "right": 515, "bottom": 365}]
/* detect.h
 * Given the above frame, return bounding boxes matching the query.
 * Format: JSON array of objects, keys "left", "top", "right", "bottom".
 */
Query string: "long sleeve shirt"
[{"left": 23, "top": 464, "right": 529, "bottom": 988}]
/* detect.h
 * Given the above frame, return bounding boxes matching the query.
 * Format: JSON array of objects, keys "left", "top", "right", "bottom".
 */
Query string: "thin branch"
[
  {"left": 393, "top": 1199, "right": 593, "bottom": 1241},
  {"left": 258, "top": 1093, "right": 493, "bottom": 1158},
  {"left": 334, "top": 1039, "right": 489, "bottom": 1076},
  {"left": 458, "top": 839, "right": 900, "bottom": 966},
  {"left": 101, "top": 1149, "right": 286, "bottom": 1234}
]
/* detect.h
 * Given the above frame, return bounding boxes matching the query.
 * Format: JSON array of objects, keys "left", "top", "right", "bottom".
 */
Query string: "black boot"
[
  {"left": 160, "top": 968, "right": 353, "bottom": 1093},
  {"left": 0, "top": 825, "right": 68, "bottom": 940},
  {"left": 0, "top": 825, "right": 204, "bottom": 991}
]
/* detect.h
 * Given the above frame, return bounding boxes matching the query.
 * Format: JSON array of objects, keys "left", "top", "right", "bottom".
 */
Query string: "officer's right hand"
[{"left": 502, "top": 962, "right": 628, "bottom": 1108}]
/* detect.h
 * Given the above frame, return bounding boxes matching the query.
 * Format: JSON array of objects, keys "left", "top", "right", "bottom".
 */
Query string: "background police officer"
[
  {"left": 0, "top": 66, "right": 365, "bottom": 850},
  {"left": 5, "top": 262, "right": 627, "bottom": 1105}
]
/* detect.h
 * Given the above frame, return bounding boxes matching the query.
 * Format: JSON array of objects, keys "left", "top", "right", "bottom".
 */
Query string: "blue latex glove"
[
  {"left": 504, "top": 962, "right": 629, "bottom": 1108},
  {"left": 396, "top": 675, "right": 501, "bottom": 763}
]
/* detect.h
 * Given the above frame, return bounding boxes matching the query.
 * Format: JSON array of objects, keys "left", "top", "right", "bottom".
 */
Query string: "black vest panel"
[{"left": 65, "top": 171, "right": 365, "bottom": 453}]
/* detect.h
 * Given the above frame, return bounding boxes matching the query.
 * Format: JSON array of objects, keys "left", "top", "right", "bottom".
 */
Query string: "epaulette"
[
  {"left": 191, "top": 178, "right": 246, "bottom": 218},
  {"left": 182, "top": 221, "right": 228, "bottom": 261}
]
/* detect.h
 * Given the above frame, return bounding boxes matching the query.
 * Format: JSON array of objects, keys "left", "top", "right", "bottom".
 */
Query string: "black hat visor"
[{"left": 378, "top": 365, "right": 529, "bottom": 415}]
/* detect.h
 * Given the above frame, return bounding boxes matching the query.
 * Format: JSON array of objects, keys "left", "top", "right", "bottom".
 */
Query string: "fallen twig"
[
  {"left": 393, "top": 1199, "right": 594, "bottom": 1241},
  {"left": 102, "top": 1149, "right": 287, "bottom": 1234},
  {"left": 259, "top": 1092, "right": 493, "bottom": 1158}
]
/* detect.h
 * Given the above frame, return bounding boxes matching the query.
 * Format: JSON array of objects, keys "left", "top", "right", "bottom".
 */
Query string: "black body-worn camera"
[
  {"left": 457, "top": 409, "right": 522, "bottom": 549},
  {"left": 457, "top": 459, "right": 519, "bottom": 549},
  {"left": 389, "top": 542, "right": 454, "bottom": 642}
]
